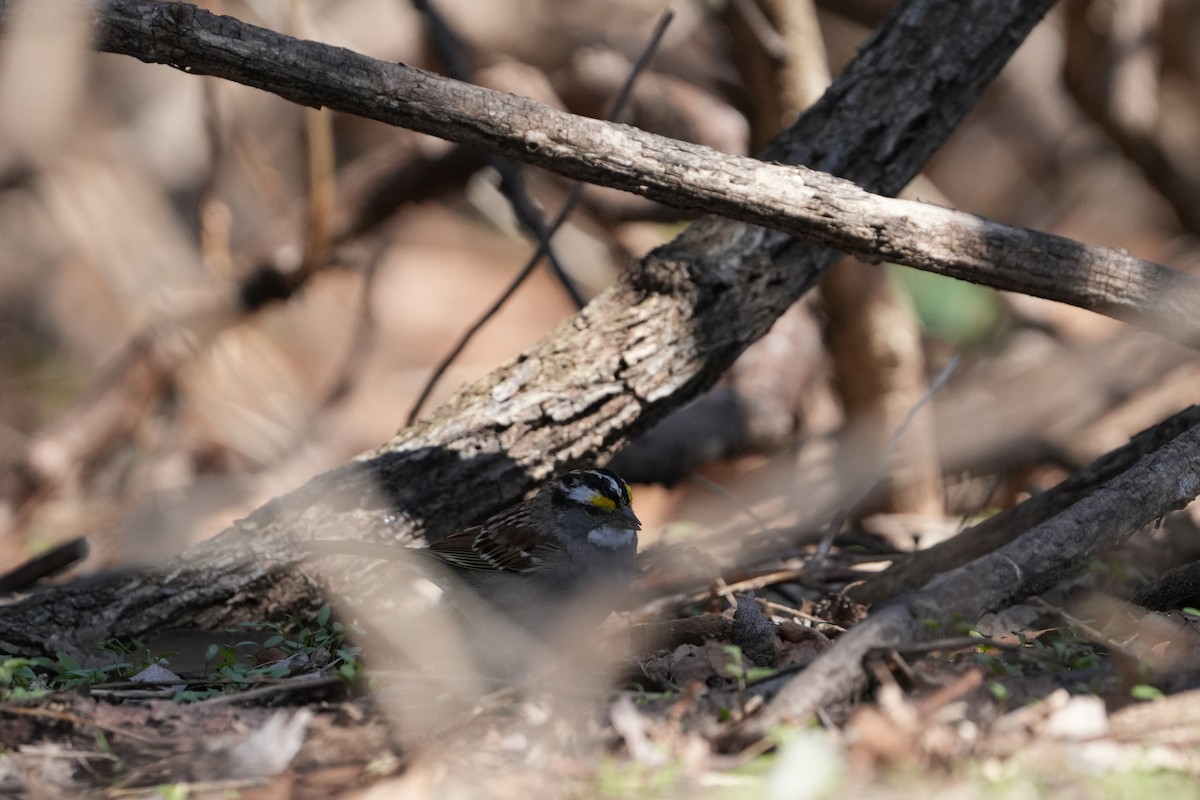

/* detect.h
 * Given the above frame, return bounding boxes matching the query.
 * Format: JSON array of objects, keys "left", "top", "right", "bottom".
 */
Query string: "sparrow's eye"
[{"left": 583, "top": 504, "right": 604, "bottom": 517}]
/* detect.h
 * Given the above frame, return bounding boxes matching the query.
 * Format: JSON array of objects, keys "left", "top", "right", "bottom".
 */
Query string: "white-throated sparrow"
[{"left": 305, "top": 468, "right": 641, "bottom": 637}]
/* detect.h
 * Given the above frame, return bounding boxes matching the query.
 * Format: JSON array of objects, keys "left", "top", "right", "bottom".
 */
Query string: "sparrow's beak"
[{"left": 622, "top": 505, "right": 643, "bottom": 531}]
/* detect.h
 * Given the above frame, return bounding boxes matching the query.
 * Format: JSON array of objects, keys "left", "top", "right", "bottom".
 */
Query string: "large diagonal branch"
[
  {"left": 37, "top": 0, "right": 1199, "bottom": 344},
  {"left": 0, "top": 0, "right": 1056, "bottom": 653}
]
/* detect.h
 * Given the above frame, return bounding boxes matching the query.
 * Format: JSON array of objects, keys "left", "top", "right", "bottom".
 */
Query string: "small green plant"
[
  {"left": 204, "top": 641, "right": 288, "bottom": 684},
  {"left": 49, "top": 650, "right": 131, "bottom": 687},
  {"left": 0, "top": 657, "right": 51, "bottom": 699},
  {"left": 0, "top": 606, "right": 362, "bottom": 701},
  {"left": 1130, "top": 684, "right": 1164, "bottom": 701},
  {"left": 721, "top": 644, "right": 776, "bottom": 694},
  {"left": 593, "top": 754, "right": 684, "bottom": 798},
  {"left": 697, "top": 644, "right": 779, "bottom": 723},
  {"left": 190, "top": 604, "right": 363, "bottom": 699},
  {"left": 891, "top": 265, "right": 1001, "bottom": 346},
  {"left": 623, "top": 684, "right": 677, "bottom": 705},
  {"left": 154, "top": 783, "right": 191, "bottom": 800},
  {"left": 912, "top": 599, "right": 947, "bottom": 632},
  {"left": 0, "top": 638, "right": 168, "bottom": 700},
  {"left": 971, "top": 627, "right": 1102, "bottom": 680},
  {"left": 93, "top": 728, "right": 126, "bottom": 776}
]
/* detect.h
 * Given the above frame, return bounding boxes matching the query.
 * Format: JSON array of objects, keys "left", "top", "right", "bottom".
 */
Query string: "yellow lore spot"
[{"left": 589, "top": 494, "right": 618, "bottom": 510}]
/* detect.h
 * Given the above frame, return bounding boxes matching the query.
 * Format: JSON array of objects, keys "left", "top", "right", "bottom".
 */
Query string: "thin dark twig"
[
  {"left": 603, "top": 11, "right": 675, "bottom": 120},
  {"left": 496, "top": 164, "right": 587, "bottom": 308},
  {"left": 404, "top": 183, "right": 586, "bottom": 426},
  {"left": 410, "top": 0, "right": 469, "bottom": 77},
  {"left": 405, "top": 9, "right": 675, "bottom": 426},
  {"left": 411, "top": 0, "right": 585, "bottom": 309}
]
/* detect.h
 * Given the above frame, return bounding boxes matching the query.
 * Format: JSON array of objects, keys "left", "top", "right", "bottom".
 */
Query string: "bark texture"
[{"left": 0, "top": 0, "right": 1054, "bottom": 655}]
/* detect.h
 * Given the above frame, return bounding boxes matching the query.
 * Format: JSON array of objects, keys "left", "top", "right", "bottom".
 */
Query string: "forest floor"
[{"left": 5, "top": 514, "right": 1200, "bottom": 799}]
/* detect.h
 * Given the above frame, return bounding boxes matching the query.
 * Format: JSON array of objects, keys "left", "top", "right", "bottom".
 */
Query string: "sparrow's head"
[{"left": 549, "top": 468, "right": 641, "bottom": 548}]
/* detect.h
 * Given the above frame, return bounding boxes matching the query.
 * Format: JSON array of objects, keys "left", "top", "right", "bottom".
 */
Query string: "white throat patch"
[{"left": 587, "top": 526, "right": 637, "bottom": 550}]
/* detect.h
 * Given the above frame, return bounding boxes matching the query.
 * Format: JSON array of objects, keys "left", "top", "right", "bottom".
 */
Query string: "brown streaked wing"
[{"left": 425, "top": 519, "right": 551, "bottom": 572}]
